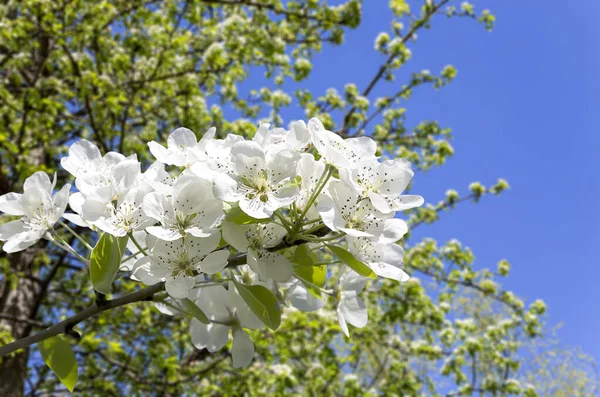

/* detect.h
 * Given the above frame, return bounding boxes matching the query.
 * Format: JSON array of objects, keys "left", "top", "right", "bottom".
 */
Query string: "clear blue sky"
[{"left": 247, "top": 1, "right": 600, "bottom": 361}]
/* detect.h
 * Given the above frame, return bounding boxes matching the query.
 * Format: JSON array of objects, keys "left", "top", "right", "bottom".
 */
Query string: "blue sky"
[{"left": 255, "top": 1, "right": 600, "bottom": 361}]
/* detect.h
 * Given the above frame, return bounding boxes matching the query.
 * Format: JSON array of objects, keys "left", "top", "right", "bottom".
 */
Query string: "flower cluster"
[{"left": 0, "top": 118, "right": 422, "bottom": 367}]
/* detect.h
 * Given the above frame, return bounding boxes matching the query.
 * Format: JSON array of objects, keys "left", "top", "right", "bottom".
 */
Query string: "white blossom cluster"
[{"left": 0, "top": 118, "right": 423, "bottom": 367}]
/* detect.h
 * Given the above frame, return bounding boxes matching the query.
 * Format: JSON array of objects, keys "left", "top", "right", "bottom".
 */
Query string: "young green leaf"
[
  {"left": 233, "top": 280, "right": 281, "bottom": 330},
  {"left": 326, "top": 244, "right": 376, "bottom": 279},
  {"left": 294, "top": 264, "right": 327, "bottom": 299},
  {"left": 180, "top": 298, "right": 210, "bottom": 324},
  {"left": 292, "top": 244, "right": 314, "bottom": 267},
  {"left": 292, "top": 245, "right": 326, "bottom": 297},
  {"left": 90, "top": 233, "right": 129, "bottom": 294},
  {"left": 39, "top": 336, "right": 78, "bottom": 392}
]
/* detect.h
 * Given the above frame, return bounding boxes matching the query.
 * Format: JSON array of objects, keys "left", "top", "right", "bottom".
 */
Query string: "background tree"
[{"left": 0, "top": 0, "right": 595, "bottom": 396}]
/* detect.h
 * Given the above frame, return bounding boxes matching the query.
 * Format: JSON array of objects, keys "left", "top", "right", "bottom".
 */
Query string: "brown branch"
[
  {"left": 340, "top": 0, "right": 451, "bottom": 135},
  {"left": 0, "top": 225, "right": 332, "bottom": 356},
  {"left": 409, "top": 193, "right": 478, "bottom": 230},
  {"left": 0, "top": 282, "right": 164, "bottom": 357},
  {"left": 61, "top": 44, "right": 109, "bottom": 152},
  {"left": 0, "top": 313, "right": 47, "bottom": 329}
]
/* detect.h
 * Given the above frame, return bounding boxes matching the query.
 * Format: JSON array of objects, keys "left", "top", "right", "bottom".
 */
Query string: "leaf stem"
[
  {"left": 129, "top": 233, "right": 148, "bottom": 256},
  {"left": 58, "top": 220, "right": 93, "bottom": 251}
]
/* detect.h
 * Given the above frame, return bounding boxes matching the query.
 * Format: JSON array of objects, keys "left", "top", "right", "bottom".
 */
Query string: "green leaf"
[
  {"left": 294, "top": 265, "right": 327, "bottom": 299},
  {"left": 292, "top": 244, "right": 314, "bottom": 267},
  {"left": 90, "top": 233, "right": 129, "bottom": 294},
  {"left": 292, "top": 245, "right": 326, "bottom": 298},
  {"left": 180, "top": 298, "right": 210, "bottom": 324},
  {"left": 326, "top": 244, "right": 376, "bottom": 279},
  {"left": 39, "top": 336, "right": 78, "bottom": 392},
  {"left": 233, "top": 280, "right": 281, "bottom": 330},
  {"left": 224, "top": 204, "right": 269, "bottom": 225}
]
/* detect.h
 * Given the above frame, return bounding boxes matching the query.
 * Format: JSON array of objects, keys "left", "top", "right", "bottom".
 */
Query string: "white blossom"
[
  {"left": 190, "top": 133, "right": 244, "bottom": 180},
  {"left": 213, "top": 141, "right": 300, "bottom": 219},
  {"left": 337, "top": 270, "right": 368, "bottom": 337},
  {"left": 317, "top": 180, "right": 408, "bottom": 244},
  {"left": 132, "top": 233, "right": 228, "bottom": 299},
  {"left": 148, "top": 127, "right": 215, "bottom": 167},
  {"left": 340, "top": 158, "right": 424, "bottom": 213},
  {"left": 346, "top": 236, "right": 409, "bottom": 282},
  {"left": 189, "top": 278, "right": 263, "bottom": 368},
  {"left": 286, "top": 281, "right": 325, "bottom": 312},
  {"left": 308, "top": 118, "right": 377, "bottom": 169},
  {"left": 221, "top": 222, "right": 293, "bottom": 282},
  {"left": 0, "top": 172, "right": 70, "bottom": 253},
  {"left": 142, "top": 174, "right": 224, "bottom": 241},
  {"left": 1, "top": 117, "right": 424, "bottom": 368},
  {"left": 252, "top": 121, "right": 311, "bottom": 158}
]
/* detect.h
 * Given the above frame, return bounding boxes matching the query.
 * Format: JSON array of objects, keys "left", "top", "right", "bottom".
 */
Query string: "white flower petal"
[
  {"left": 213, "top": 174, "right": 242, "bottom": 202},
  {"left": 337, "top": 306, "right": 349, "bottom": 337},
  {"left": 316, "top": 195, "right": 343, "bottom": 231},
  {"left": 81, "top": 198, "right": 108, "bottom": 222},
  {"left": 146, "top": 226, "right": 182, "bottom": 241},
  {"left": 190, "top": 319, "right": 229, "bottom": 352},
  {"left": 340, "top": 270, "right": 367, "bottom": 294},
  {"left": 23, "top": 172, "right": 52, "bottom": 193},
  {"left": 165, "top": 276, "right": 196, "bottom": 299},
  {"left": 221, "top": 222, "right": 250, "bottom": 252},
  {"left": 142, "top": 192, "right": 174, "bottom": 222},
  {"left": 0, "top": 219, "right": 26, "bottom": 241},
  {"left": 391, "top": 195, "right": 425, "bottom": 211},
  {"left": 340, "top": 295, "right": 368, "bottom": 329},
  {"left": 62, "top": 213, "right": 88, "bottom": 227},
  {"left": 3, "top": 232, "right": 41, "bottom": 253},
  {"left": 52, "top": 184, "right": 71, "bottom": 216},
  {"left": 0, "top": 193, "right": 24, "bottom": 215},
  {"left": 168, "top": 127, "right": 197, "bottom": 150},
  {"left": 378, "top": 218, "right": 408, "bottom": 244},
  {"left": 232, "top": 329, "right": 255, "bottom": 368},
  {"left": 239, "top": 196, "right": 271, "bottom": 219},
  {"left": 198, "top": 250, "right": 230, "bottom": 274},
  {"left": 287, "top": 282, "right": 324, "bottom": 312},
  {"left": 132, "top": 257, "right": 168, "bottom": 285},
  {"left": 61, "top": 139, "right": 102, "bottom": 177},
  {"left": 371, "top": 262, "right": 409, "bottom": 282},
  {"left": 148, "top": 139, "right": 171, "bottom": 163},
  {"left": 368, "top": 191, "right": 392, "bottom": 213},
  {"left": 255, "top": 251, "right": 293, "bottom": 282}
]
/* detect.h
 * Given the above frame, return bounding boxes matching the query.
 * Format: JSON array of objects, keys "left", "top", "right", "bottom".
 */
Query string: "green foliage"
[
  {"left": 89, "top": 234, "right": 129, "bottom": 294},
  {"left": 233, "top": 280, "right": 281, "bottom": 331},
  {"left": 326, "top": 244, "right": 376, "bottom": 279},
  {"left": 38, "top": 336, "right": 78, "bottom": 392},
  {"left": 180, "top": 298, "right": 210, "bottom": 325},
  {"left": 292, "top": 245, "right": 326, "bottom": 298}
]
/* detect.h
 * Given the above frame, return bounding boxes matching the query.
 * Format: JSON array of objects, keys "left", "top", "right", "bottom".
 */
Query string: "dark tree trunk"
[{"left": 0, "top": 249, "right": 39, "bottom": 397}]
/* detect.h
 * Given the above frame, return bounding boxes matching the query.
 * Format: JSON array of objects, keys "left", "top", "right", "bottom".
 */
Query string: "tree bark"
[{"left": 0, "top": 249, "right": 39, "bottom": 397}]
